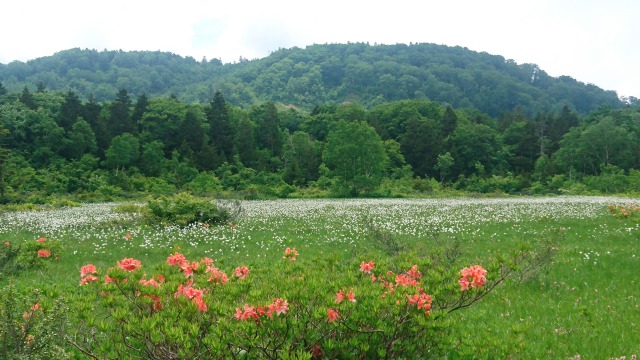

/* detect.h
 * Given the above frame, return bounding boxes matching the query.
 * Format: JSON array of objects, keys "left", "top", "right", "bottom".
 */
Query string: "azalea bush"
[
  {"left": 1, "top": 237, "right": 62, "bottom": 276},
  {"left": 0, "top": 241, "right": 19, "bottom": 276},
  {"left": 0, "top": 282, "right": 70, "bottom": 359},
  {"left": 69, "top": 240, "right": 554, "bottom": 359},
  {"left": 16, "top": 237, "right": 62, "bottom": 269},
  {"left": 607, "top": 203, "right": 640, "bottom": 221}
]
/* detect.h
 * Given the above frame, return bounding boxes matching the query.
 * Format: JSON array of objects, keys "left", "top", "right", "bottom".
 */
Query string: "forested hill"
[{"left": 0, "top": 43, "right": 624, "bottom": 116}]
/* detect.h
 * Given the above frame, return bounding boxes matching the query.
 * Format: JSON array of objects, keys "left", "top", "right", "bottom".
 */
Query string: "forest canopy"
[
  {"left": 0, "top": 43, "right": 628, "bottom": 117},
  {"left": 0, "top": 81, "right": 639, "bottom": 203}
]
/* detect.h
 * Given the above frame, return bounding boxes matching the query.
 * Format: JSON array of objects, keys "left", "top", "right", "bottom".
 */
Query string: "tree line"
[
  {"left": 0, "top": 43, "right": 630, "bottom": 118},
  {"left": 0, "top": 83, "right": 639, "bottom": 203}
]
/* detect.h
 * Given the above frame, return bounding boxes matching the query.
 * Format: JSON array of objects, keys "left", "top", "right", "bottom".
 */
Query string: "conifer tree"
[
  {"left": 19, "top": 87, "right": 37, "bottom": 110},
  {"left": 206, "top": 90, "right": 233, "bottom": 161},
  {"left": 110, "top": 89, "right": 134, "bottom": 135},
  {"left": 441, "top": 106, "right": 458, "bottom": 138}
]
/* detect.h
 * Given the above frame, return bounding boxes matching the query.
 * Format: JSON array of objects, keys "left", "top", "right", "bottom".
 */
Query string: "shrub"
[
  {"left": 607, "top": 203, "right": 640, "bottom": 221},
  {"left": 184, "top": 172, "right": 222, "bottom": 196},
  {"left": 1, "top": 237, "right": 62, "bottom": 277},
  {"left": 14, "top": 237, "right": 63, "bottom": 271},
  {"left": 97, "top": 185, "right": 124, "bottom": 198},
  {"left": 583, "top": 166, "right": 630, "bottom": 194},
  {"left": 111, "top": 203, "right": 146, "bottom": 215},
  {"left": 144, "top": 192, "right": 235, "bottom": 227},
  {"left": 143, "top": 177, "right": 177, "bottom": 195},
  {"left": 1, "top": 203, "right": 43, "bottom": 212},
  {"left": 0, "top": 282, "right": 70, "bottom": 359},
  {"left": 0, "top": 241, "right": 19, "bottom": 276},
  {"left": 69, "top": 241, "right": 554, "bottom": 359}
]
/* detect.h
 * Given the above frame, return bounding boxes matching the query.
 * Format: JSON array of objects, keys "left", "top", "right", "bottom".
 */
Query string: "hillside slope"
[{"left": 0, "top": 43, "right": 623, "bottom": 116}]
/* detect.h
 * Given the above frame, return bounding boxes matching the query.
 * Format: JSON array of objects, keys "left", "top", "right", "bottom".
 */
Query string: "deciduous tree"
[{"left": 323, "top": 121, "right": 388, "bottom": 195}]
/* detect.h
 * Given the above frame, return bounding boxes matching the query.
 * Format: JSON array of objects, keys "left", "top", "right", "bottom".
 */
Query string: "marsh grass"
[{"left": 1, "top": 196, "right": 639, "bottom": 358}]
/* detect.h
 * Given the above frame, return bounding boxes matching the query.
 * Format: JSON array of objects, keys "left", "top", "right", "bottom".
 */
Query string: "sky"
[{"left": 1, "top": 0, "right": 638, "bottom": 98}]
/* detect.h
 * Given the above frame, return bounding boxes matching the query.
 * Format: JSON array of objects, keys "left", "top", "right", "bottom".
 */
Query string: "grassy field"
[{"left": 1, "top": 196, "right": 639, "bottom": 358}]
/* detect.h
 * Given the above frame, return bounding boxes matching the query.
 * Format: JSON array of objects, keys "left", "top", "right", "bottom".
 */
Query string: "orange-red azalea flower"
[{"left": 117, "top": 258, "right": 142, "bottom": 272}]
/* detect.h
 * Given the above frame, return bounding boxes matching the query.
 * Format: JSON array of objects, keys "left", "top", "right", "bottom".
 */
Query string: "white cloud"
[{"left": 0, "top": 0, "right": 638, "bottom": 97}]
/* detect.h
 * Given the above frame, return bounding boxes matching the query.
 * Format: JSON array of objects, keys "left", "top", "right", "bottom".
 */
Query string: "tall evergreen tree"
[
  {"left": 0, "top": 126, "right": 9, "bottom": 197},
  {"left": 205, "top": 90, "right": 234, "bottom": 161},
  {"left": 195, "top": 142, "right": 222, "bottom": 171},
  {"left": 282, "top": 131, "right": 322, "bottom": 185},
  {"left": 0, "top": 82, "right": 7, "bottom": 97},
  {"left": 533, "top": 112, "right": 552, "bottom": 156},
  {"left": 234, "top": 116, "right": 258, "bottom": 168},
  {"left": 81, "top": 95, "right": 102, "bottom": 130},
  {"left": 501, "top": 120, "right": 538, "bottom": 173},
  {"left": 177, "top": 108, "right": 206, "bottom": 161},
  {"left": 441, "top": 106, "right": 458, "bottom": 138},
  {"left": 400, "top": 117, "right": 442, "bottom": 177},
  {"left": 36, "top": 81, "right": 46, "bottom": 93},
  {"left": 19, "top": 87, "right": 37, "bottom": 110},
  {"left": 58, "top": 90, "right": 83, "bottom": 131},
  {"left": 252, "top": 102, "right": 283, "bottom": 157},
  {"left": 548, "top": 105, "right": 579, "bottom": 152},
  {"left": 131, "top": 93, "right": 149, "bottom": 132},
  {"left": 110, "top": 89, "right": 134, "bottom": 135}
]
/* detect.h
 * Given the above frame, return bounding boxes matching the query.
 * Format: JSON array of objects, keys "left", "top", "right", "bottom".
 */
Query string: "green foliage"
[
  {"left": 1, "top": 198, "right": 638, "bottom": 357},
  {"left": 607, "top": 203, "right": 640, "bottom": 221},
  {"left": 97, "top": 184, "right": 124, "bottom": 198},
  {"left": 0, "top": 45, "right": 623, "bottom": 116},
  {"left": 252, "top": 102, "right": 283, "bottom": 158},
  {"left": 144, "top": 192, "right": 234, "bottom": 227},
  {"left": 0, "top": 198, "right": 79, "bottom": 212},
  {"left": 583, "top": 165, "right": 630, "bottom": 193},
  {"left": 139, "top": 140, "right": 166, "bottom": 177},
  {"left": 63, "top": 118, "right": 97, "bottom": 160},
  {"left": 1, "top": 236, "right": 63, "bottom": 279},
  {"left": 0, "top": 242, "right": 19, "bottom": 277},
  {"left": 206, "top": 90, "right": 234, "bottom": 163},
  {"left": 282, "top": 131, "right": 322, "bottom": 186},
  {"left": 111, "top": 202, "right": 146, "bottom": 215},
  {"left": 68, "top": 240, "right": 552, "bottom": 359},
  {"left": 0, "top": 69, "right": 639, "bottom": 201},
  {"left": 457, "top": 173, "right": 528, "bottom": 194},
  {"left": 47, "top": 197, "right": 81, "bottom": 208},
  {"left": 435, "top": 152, "right": 454, "bottom": 183},
  {"left": 105, "top": 133, "right": 139, "bottom": 174},
  {"left": 448, "top": 123, "right": 503, "bottom": 178},
  {"left": 183, "top": 172, "right": 222, "bottom": 196},
  {"left": 554, "top": 116, "right": 638, "bottom": 175},
  {"left": 0, "top": 283, "right": 70, "bottom": 359},
  {"left": 323, "top": 121, "right": 388, "bottom": 196},
  {"left": 14, "top": 238, "right": 63, "bottom": 271},
  {"left": 140, "top": 177, "right": 177, "bottom": 195}
]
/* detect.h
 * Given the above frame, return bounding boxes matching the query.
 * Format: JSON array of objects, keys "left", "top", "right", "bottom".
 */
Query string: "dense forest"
[
  {"left": 0, "top": 43, "right": 633, "bottom": 118},
  {"left": 0, "top": 76, "right": 639, "bottom": 203}
]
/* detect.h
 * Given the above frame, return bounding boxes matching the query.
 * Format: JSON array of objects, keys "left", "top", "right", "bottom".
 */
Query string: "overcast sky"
[{"left": 1, "top": 0, "right": 638, "bottom": 98}]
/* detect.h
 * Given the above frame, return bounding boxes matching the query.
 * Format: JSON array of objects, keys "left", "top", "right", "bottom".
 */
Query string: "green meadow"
[{"left": 1, "top": 196, "right": 639, "bottom": 358}]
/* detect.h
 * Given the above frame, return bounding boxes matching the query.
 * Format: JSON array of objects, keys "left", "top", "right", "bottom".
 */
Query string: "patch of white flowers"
[{"left": 0, "top": 196, "right": 638, "bottom": 261}]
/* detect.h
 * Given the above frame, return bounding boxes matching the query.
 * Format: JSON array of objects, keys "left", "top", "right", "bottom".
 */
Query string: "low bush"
[
  {"left": 0, "top": 282, "right": 70, "bottom": 359},
  {"left": 69, "top": 240, "right": 554, "bottom": 359},
  {"left": 1, "top": 237, "right": 63, "bottom": 277},
  {"left": 144, "top": 192, "right": 235, "bottom": 227}
]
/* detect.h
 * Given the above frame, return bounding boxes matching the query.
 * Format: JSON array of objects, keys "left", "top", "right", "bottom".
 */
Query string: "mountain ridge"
[{"left": 0, "top": 42, "right": 624, "bottom": 116}]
